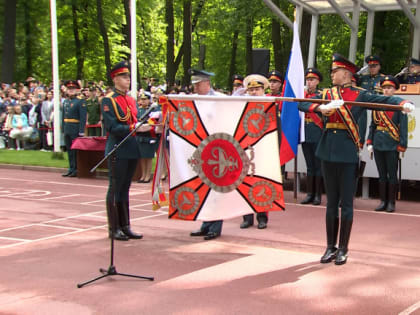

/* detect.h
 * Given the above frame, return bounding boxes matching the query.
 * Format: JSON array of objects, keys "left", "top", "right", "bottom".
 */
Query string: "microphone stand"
[{"left": 77, "top": 105, "right": 157, "bottom": 288}]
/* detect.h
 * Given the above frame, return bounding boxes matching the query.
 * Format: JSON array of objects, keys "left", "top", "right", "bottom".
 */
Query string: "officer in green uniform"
[
  {"left": 399, "top": 58, "right": 420, "bottom": 84},
  {"left": 101, "top": 61, "right": 143, "bottom": 241},
  {"left": 85, "top": 85, "right": 102, "bottom": 136},
  {"left": 232, "top": 74, "right": 244, "bottom": 94},
  {"left": 62, "top": 80, "right": 87, "bottom": 177},
  {"left": 360, "top": 55, "right": 385, "bottom": 94},
  {"left": 366, "top": 75, "right": 408, "bottom": 213},
  {"left": 300, "top": 54, "right": 415, "bottom": 265},
  {"left": 298, "top": 68, "right": 323, "bottom": 205}
]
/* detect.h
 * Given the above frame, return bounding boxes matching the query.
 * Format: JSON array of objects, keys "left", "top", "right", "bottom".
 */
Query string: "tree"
[
  {"left": 182, "top": 0, "right": 192, "bottom": 87},
  {"left": 165, "top": 0, "right": 176, "bottom": 87},
  {"left": 1, "top": 0, "right": 17, "bottom": 83},
  {"left": 72, "top": 0, "right": 83, "bottom": 79},
  {"left": 96, "top": 0, "right": 112, "bottom": 85}
]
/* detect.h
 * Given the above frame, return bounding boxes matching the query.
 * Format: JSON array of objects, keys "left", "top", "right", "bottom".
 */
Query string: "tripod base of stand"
[{"left": 77, "top": 265, "right": 154, "bottom": 288}]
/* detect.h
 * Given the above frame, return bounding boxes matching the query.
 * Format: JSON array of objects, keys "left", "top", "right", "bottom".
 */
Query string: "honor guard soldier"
[
  {"left": 189, "top": 69, "right": 224, "bottom": 240},
  {"left": 101, "top": 61, "right": 143, "bottom": 241},
  {"left": 62, "top": 80, "right": 87, "bottom": 177},
  {"left": 267, "top": 70, "right": 283, "bottom": 96},
  {"left": 239, "top": 74, "right": 270, "bottom": 229},
  {"left": 298, "top": 68, "right": 323, "bottom": 205},
  {"left": 300, "top": 53, "right": 415, "bottom": 265},
  {"left": 360, "top": 55, "right": 385, "bottom": 94},
  {"left": 366, "top": 75, "right": 408, "bottom": 213},
  {"left": 232, "top": 74, "right": 244, "bottom": 94},
  {"left": 399, "top": 58, "right": 420, "bottom": 84}
]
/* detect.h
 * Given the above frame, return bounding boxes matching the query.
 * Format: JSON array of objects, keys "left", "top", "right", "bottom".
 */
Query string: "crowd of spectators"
[{"left": 0, "top": 76, "right": 191, "bottom": 151}]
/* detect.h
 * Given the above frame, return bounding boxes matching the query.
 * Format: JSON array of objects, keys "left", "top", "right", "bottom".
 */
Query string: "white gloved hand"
[
  {"left": 399, "top": 151, "right": 404, "bottom": 159},
  {"left": 155, "top": 124, "right": 163, "bottom": 134},
  {"left": 135, "top": 123, "right": 152, "bottom": 132},
  {"left": 318, "top": 100, "right": 344, "bottom": 113},
  {"left": 402, "top": 102, "right": 415, "bottom": 114},
  {"left": 149, "top": 111, "right": 163, "bottom": 122},
  {"left": 78, "top": 133, "right": 85, "bottom": 137},
  {"left": 367, "top": 145, "right": 373, "bottom": 155},
  {"left": 358, "top": 150, "right": 363, "bottom": 159}
]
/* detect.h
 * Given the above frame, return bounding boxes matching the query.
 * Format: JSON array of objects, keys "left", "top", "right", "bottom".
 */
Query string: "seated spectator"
[{"left": 9, "top": 105, "right": 33, "bottom": 150}]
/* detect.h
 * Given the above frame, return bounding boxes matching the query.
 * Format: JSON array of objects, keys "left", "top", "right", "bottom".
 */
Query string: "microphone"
[
  {"left": 357, "top": 65, "right": 369, "bottom": 75},
  {"left": 395, "top": 67, "right": 408, "bottom": 78}
]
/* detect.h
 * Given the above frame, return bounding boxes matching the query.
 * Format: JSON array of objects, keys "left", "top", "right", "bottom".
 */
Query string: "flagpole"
[
  {"left": 49, "top": 0, "right": 61, "bottom": 154},
  {"left": 130, "top": 0, "right": 137, "bottom": 99}
]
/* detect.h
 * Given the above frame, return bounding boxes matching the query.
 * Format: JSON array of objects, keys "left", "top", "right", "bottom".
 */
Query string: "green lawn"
[{"left": 0, "top": 149, "right": 68, "bottom": 168}]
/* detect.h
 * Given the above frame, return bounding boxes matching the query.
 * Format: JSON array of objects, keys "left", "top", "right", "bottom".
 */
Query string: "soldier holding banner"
[
  {"left": 300, "top": 53, "right": 414, "bottom": 265},
  {"left": 298, "top": 68, "right": 323, "bottom": 205},
  {"left": 189, "top": 69, "right": 225, "bottom": 240},
  {"left": 366, "top": 75, "right": 408, "bottom": 213}
]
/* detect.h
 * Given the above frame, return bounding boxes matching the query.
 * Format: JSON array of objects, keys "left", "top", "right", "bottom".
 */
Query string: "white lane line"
[
  {"left": 0, "top": 177, "right": 108, "bottom": 189},
  {"left": 399, "top": 301, "right": 420, "bottom": 315},
  {"left": 0, "top": 236, "right": 29, "bottom": 241},
  {"left": 38, "top": 194, "right": 80, "bottom": 201},
  {"left": 0, "top": 212, "right": 167, "bottom": 249},
  {"left": 81, "top": 199, "right": 105, "bottom": 205},
  {"left": 37, "top": 223, "right": 82, "bottom": 231}
]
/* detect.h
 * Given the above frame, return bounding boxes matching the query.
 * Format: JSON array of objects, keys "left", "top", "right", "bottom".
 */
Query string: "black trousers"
[
  {"left": 322, "top": 161, "right": 357, "bottom": 221},
  {"left": 302, "top": 142, "right": 322, "bottom": 177},
  {"left": 64, "top": 133, "right": 77, "bottom": 173},
  {"left": 373, "top": 150, "right": 398, "bottom": 184},
  {"left": 106, "top": 158, "right": 137, "bottom": 203}
]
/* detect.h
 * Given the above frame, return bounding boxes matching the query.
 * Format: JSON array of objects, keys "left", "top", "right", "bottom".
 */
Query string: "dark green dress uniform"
[
  {"left": 300, "top": 54, "right": 411, "bottom": 265},
  {"left": 62, "top": 81, "right": 87, "bottom": 177},
  {"left": 399, "top": 58, "right": 420, "bottom": 84},
  {"left": 137, "top": 105, "right": 161, "bottom": 158},
  {"left": 366, "top": 75, "right": 408, "bottom": 213},
  {"left": 360, "top": 55, "right": 385, "bottom": 94},
  {"left": 102, "top": 88, "right": 142, "bottom": 241},
  {"left": 86, "top": 96, "right": 101, "bottom": 136},
  {"left": 101, "top": 60, "right": 143, "bottom": 241},
  {"left": 298, "top": 67, "right": 324, "bottom": 205}
]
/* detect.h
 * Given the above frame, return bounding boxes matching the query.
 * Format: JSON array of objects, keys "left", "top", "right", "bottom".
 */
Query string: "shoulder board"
[
  {"left": 353, "top": 86, "right": 365, "bottom": 91},
  {"left": 105, "top": 91, "right": 114, "bottom": 98}
]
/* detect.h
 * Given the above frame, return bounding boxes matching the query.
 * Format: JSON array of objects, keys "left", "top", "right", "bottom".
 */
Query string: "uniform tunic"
[
  {"left": 101, "top": 90, "right": 141, "bottom": 204},
  {"left": 62, "top": 96, "right": 87, "bottom": 174},
  {"left": 136, "top": 105, "right": 161, "bottom": 158}
]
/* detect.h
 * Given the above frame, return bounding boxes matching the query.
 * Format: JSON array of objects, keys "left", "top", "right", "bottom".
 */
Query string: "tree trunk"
[
  {"left": 228, "top": 30, "right": 239, "bottom": 91},
  {"left": 166, "top": 0, "right": 176, "bottom": 87},
  {"left": 174, "top": 0, "right": 206, "bottom": 73},
  {"left": 72, "top": 0, "right": 83, "bottom": 79},
  {"left": 24, "top": 1, "right": 32, "bottom": 77},
  {"left": 96, "top": 0, "right": 112, "bottom": 85},
  {"left": 245, "top": 15, "right": 253, "bottom": 75},
  {"left": 272, "top": 16, "right": 282, "bottom": 72},
  {"left": 1, "top": 0, "right": 17, "bottom": 83},
  {"left": 123, "top": 0, "right": 131, "bottom": 50},
  {"left": 300, "top": 11, "right": 311, "bottom": 68},
  {"left": 182, "top": 0, "right": 192, "bottom": 87}
]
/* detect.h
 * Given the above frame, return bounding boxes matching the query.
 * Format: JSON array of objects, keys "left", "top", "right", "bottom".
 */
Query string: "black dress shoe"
[
  {"left": 204, "top": 232, "right": 220, "bottom": 240},
  {"left": 240, "top": 221, "right": 253, "bottom": 229},
  {"left": 320, "top": 247, "right": 337, "bottom": 263},
  {"left": 122, "top": 226, "right": 143, "bottom": 239},
  {"left": 137, "top": 179, "right": 144, "bottom": 183},
  {"left": 109, "top": 229, "right": 129, "bottom": 241},
  {"left": 334, "top": 249, "right": 348, "bottom": 265},
  {"left": 257, "top": 221, "right": 267, "bottom": 229},
  {"left": 68, "top": 172, "right": 77, "bottom": 177},
  {"left": 190, "top": 229, "right": 206, "bottom": 237}
]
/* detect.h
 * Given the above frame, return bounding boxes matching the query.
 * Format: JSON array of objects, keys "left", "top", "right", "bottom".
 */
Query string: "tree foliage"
[{"left": 0, "top": 0, "right": 416, "bottom": 88}]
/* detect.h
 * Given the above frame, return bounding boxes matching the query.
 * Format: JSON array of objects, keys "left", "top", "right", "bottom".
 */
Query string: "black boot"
[
  {"left": 335, "top": 219, "right": 353, "bottom": 265},
  {"left": 106, "top": 200, "right": 129, "bottom": 241},
  {"left": 386, "top": 183, "right": 396, "bottom": 213},
  {"left": 240, "top": 214, "right": 254, "bottom": 228},
  {"left": 312, "top": 176, "right": 322, "bottom": 205},
  {"left": 320, "top": 216, "right": 339, "bottom": 263},
  {"left": 256, "top": 212, "right": 268, "bottom": 229},
  {"left": 119, "top": 201, "right": 143, "bottom": 239},
  {"left": 375, "top": 182, "right": 387, "bottom": 211},
  {"left": 301, "top": 175, "right": 314, "bottom": 204}
]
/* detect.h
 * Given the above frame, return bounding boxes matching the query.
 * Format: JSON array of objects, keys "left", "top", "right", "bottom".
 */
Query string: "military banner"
[{"left": 166, "top": 95, "right": 285, "bottom": 221}]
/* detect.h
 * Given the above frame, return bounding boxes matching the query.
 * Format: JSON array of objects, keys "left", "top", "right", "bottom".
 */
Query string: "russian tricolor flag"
[{"left": 279, "top": 21, "right": 305, "bottom": 165}]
